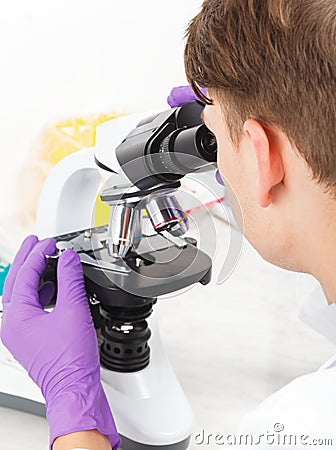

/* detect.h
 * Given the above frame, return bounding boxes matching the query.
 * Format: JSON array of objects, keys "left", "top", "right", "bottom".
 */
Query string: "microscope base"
[
  {"left": 119, "top": 435, "right": 190, "bottom": 450},
  {"left": 0, "top": 392, "right": 46, "bottom": 416}
]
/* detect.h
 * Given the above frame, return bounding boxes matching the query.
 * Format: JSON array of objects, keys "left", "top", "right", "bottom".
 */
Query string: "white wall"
[{"left": 0, "top": 0, "right": 202, "bottom": 215}]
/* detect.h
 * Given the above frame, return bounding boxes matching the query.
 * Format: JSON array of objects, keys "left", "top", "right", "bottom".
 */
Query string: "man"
[
  {"left": 2, "top": 0, "right": 336, "bottom": 449},
  {"left": 182, "top": 0, "right": 336, "bottom": 446}
]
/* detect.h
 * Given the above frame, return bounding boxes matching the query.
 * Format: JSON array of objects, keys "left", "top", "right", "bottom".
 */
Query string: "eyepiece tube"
[
  {"left": 155, "top": 125, "right": 217, "bottom": 178},
  {"left": 114, "top": 101, "right": 217, "bottom": 190}
]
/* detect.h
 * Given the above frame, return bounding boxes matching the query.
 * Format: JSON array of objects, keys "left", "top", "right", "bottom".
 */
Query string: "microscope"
[{"left": 0, "top": 101, "right": 217, "bottom": 449}]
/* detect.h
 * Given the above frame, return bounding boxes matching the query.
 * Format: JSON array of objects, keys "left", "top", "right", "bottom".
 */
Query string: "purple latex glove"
[
  {"left": 1, "top": 235, "right": 121, "bottom": 450},
  {"left": 167, "top": 85, "right": 207, "bottom": 107}
]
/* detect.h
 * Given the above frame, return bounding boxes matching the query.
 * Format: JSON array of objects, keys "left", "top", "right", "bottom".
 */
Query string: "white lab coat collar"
[{"left": 298, "top": 282, "right": 336, "bottom": 344}]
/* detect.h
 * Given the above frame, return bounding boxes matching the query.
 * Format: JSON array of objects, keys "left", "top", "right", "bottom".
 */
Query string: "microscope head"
[
  {"left": 107, "top": 100, "right": 217, "bottom": 190},
  {"left": 96, "top": 101, "right": 217, "bottom": 258}
]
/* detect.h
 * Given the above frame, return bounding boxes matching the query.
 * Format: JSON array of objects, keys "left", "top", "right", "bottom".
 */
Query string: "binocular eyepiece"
[{"left": 115, "top": 101, "right": 217, "bottom": 190}]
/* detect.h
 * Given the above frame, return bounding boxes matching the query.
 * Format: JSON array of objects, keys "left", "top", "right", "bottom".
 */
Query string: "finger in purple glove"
[
  {"left": 11, "top": 238, "right": 56, "bottom": 308},
  {"left": 0, "top": 236, "right": 121, "bottom": 450},
  {"left": 54, "top": 249, "right": 89, "bottom": 314},
  {"left": 167, "top": 85, "right": 207, "bottom": 107}
]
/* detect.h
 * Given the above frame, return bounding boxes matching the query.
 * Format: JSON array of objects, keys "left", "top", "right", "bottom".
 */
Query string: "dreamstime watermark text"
[{"left": 194, "top": 424, "right": 334, "bottom": 446}]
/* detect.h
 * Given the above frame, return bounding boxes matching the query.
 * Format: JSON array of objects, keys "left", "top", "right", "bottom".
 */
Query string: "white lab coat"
[{"left": 237, "top": 284, "right": 336, "bottom": 449}]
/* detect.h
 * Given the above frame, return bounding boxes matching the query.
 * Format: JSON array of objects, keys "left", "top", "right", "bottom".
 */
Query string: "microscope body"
[{"left": 0, "top": 102, "right": 215, "bottom": 449}]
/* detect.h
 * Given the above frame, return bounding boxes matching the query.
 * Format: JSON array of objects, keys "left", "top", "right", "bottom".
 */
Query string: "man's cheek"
[
  {"left": 225, "top": 184, "right": 244, "bottom": 231},
  {"left": 217, "top": 145, "right": 232, "bottom": 184},
  {"left": 216, "top": 143, "right": 224, "bottom": 171},
  {"left": 218, "top": 152, "right": 244, "bottom": 230}
]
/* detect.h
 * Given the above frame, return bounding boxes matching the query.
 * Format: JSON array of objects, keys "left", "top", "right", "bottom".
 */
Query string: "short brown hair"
[{"left": 185, "top": 0, "right": 336, "bottom": 194}]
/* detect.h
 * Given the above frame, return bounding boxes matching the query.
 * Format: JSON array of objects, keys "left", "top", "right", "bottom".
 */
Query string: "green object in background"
[
  {"left": 0, "top": 264, "right": 10, "bottom": 296},
  {"left": 0, "top": 244, "right": 13, "bottom": 297}
]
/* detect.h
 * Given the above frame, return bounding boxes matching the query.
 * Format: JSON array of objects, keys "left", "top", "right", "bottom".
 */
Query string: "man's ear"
[{"left": 243, "top": 119, "right": 284, "bottom": 208}]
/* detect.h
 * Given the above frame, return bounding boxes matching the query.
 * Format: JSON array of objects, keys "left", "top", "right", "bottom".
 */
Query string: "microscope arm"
[{"left": 36, "top": 147, "right": 101, "bottom": 238}]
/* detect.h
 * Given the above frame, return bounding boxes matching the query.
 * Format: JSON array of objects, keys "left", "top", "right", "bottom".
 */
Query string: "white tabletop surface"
[{"left": 0, "top": 216, "right": 335, "bottom": 449}]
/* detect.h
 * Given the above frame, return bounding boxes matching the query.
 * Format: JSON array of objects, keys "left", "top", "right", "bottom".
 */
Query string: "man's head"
[{"left": 184, "top": 0, "right": 336, "bottom": 272}]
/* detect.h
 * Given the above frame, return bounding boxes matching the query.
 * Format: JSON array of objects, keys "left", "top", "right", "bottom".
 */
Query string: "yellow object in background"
[
  {"left": 15, "top": 110, "right": 125, "bottom": 232},
  {"left": 41, "top": 114, "right": 123, "bottom": 165}
]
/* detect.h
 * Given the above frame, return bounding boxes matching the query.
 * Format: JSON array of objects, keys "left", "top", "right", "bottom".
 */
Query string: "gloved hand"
[
  {"left": 167, "top": 85, "right": 207, "bottom": 107},
  {"left": 167, "top": 85, "right": 224, "bottom": 186},
  {"left": 0, "top": 235, "right": 121, "bottom": 450}
]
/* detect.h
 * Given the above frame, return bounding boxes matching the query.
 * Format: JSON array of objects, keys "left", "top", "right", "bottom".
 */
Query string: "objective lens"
[
  {"left": 145, "top": 197, "right": 179, "bottom": 233},
  {"left": 145, "top": 195, "right": 189, "bottom": 236},
  {"left": 107, "top": 204, "right": 141, "bottom": 258}
]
